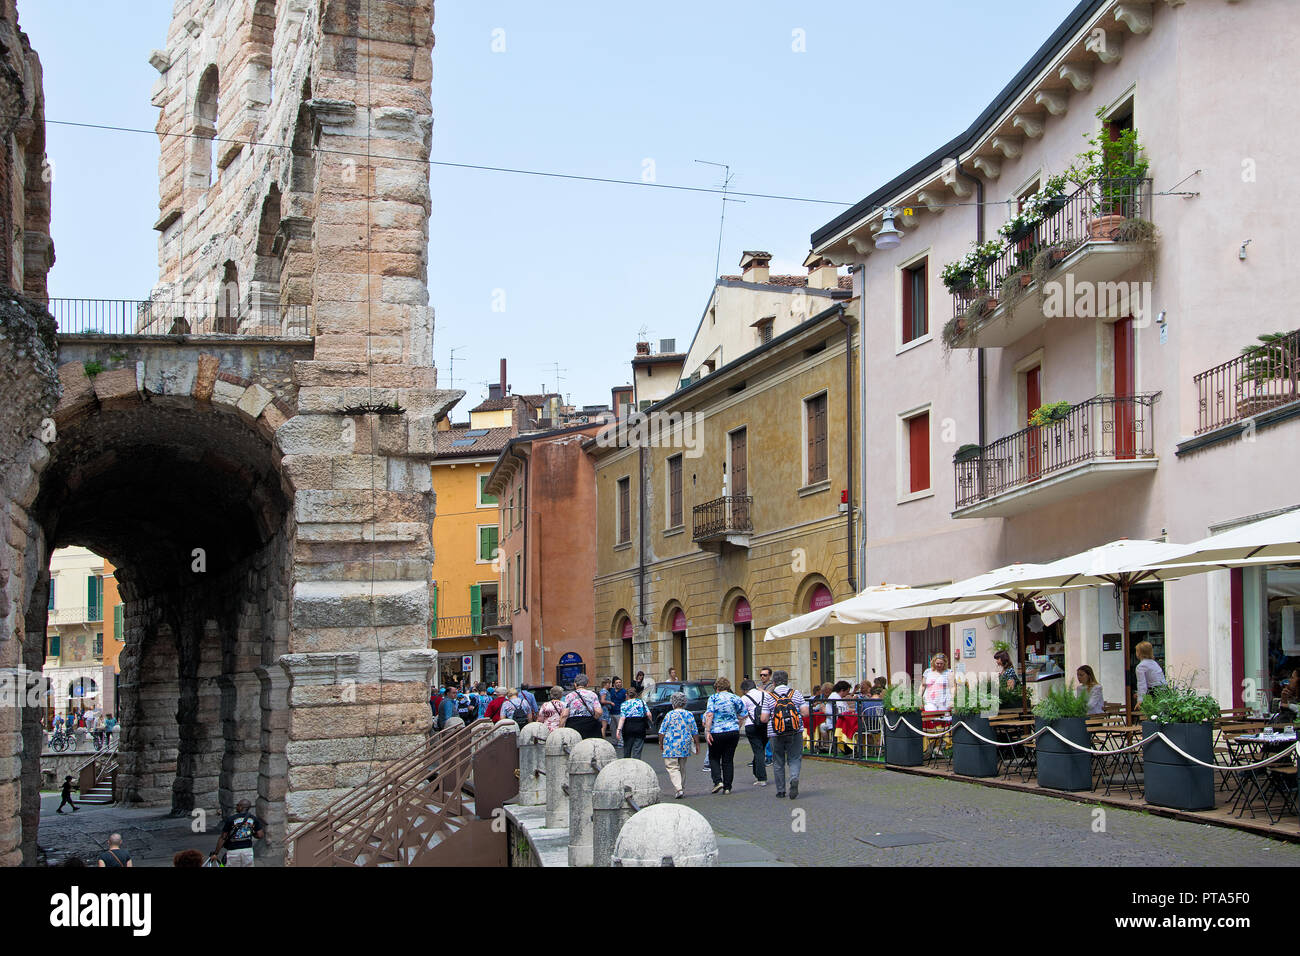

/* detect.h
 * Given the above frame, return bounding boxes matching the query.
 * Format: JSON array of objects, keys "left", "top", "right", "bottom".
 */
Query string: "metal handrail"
[
  {"left": 955, "top": 393, "right": 1158, "bottom": 509},
  {"left": 692, "top": 495, "right": 754, "bottom": 540},
  {"left": 49, "top": 297, "right": 311, "bottom": 337},
  {"left": 1193, "top": 327, "right": 1300, "bottom": 434}
]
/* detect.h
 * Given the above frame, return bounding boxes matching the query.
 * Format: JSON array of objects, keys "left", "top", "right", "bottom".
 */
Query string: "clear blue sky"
[{"left": 21, "top": 0, "right": 1081, "bottom": 410}]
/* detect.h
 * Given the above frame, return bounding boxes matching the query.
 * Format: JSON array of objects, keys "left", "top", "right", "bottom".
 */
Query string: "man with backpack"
[
  {"left": 502, "top": 688, "right": 534, "bottom": 727},
  {"left": 759, "top": 670, "right": 810, "bottom": 800},
  {"left": 456, "top": 686, "right": 476, "bottom": 723},
  {"left": 213, "top": 799, "right": 267, "bottom": 867}
]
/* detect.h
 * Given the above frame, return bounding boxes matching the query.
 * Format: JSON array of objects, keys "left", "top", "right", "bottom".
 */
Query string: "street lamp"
[{"left": 874, "top": 207, "right": 903, "bottom": 250}]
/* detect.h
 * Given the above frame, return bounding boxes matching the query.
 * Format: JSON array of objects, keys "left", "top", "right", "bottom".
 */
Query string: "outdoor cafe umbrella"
[
  {"left": 764, "top": 584, "right": 1015, "bottom": 679},
  {"left": 1141, "top": 509, "right": 1300, "bottom": 576},
  {"left": 1008, "top": 540, "right": 1200, "bottom": 723},
  {"left": 919, "top": 563, "right": 1092, "bottom": 715}
]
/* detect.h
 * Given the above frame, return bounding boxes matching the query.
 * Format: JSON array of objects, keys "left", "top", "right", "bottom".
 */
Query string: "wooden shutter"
[
  {"left": 901, "top": 266, "right": 913, "bottom": 343},
  {"left": 914, "top": 260, "right": 928, "bottom": 339},
  {"left": 730, "top": 429, "right": 747, "bottom": 496},
  {"left": 87, "top": 576, "right": 101, "bottom": 622},
  {"left": 908, "top": 413, "right": 930, "bottom": 493},
  {"left": 479, "top": 526, "right": 497, "bottom": 562},
  {"left": 114, "top": 604, "right": 123, "bottom": 642},
  {"left": 48, "top": 580, "right": 55, "bottom": 610},
  {"left": 470, "top": 583, "right": 482, "bottom": 634},
  {"left": 807, "top": 394, "right": 828, "bottom": 484},
  {"left": 618, "top": 478, "right": 630, "bottom": 542},
  {"left": 669, "top": 456, "right": 682, "bottom": 526},
  {"left": 50, "top": 635, "right": 60, "bottom": 658}
]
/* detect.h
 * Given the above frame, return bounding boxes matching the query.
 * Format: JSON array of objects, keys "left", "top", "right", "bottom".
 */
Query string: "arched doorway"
[
  {"left": 613, "top": 612, "right": 634, "bottom": 684},
  {"left": 727, "top": 593, "right": 754, "bottom": 684},
  {"left": 809, "top": 583, "right": 835, "bottom": 685},
  {"left": 663, "top": 603, "right": 688, "bottom": 680}
]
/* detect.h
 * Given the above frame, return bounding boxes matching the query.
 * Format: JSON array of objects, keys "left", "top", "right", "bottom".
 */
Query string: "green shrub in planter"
[
  {"left": 1139, "top": 679, "right": 1218, "bottom": 811},
  {"left": 883, "top": 684, "right": 924, "bottom": 767},
  {"left": 1032, "top": 683, "right": 1093, "bottom": 791}
]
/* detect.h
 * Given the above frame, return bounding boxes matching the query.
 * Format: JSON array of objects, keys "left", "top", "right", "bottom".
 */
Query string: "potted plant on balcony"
[
  {"left": 1032, "top": 682, "right": 1093, "bottom": 791},
  {"left": 951, "top": 679, "right": 1000, "bottom": 777},
  {"left": 1236, "top": 331, "right": 1300, "bottom": 419},
  {"left": 1067, "top": 110, "right": 1149, "bottom": 240},
  {"left": 1139, "top": 676, "right": 1218, "bottom": 811},
  {"left": 941, "top": 239, "right": 1004, "bottom": 295},
  {"left": 1028, "top": 400, "right": 1072, "bottom": 427},
  {"left": 953, "top": 443, "right": 982, "bottom": 464},
  {"left": 883, "top": 683, "right": 925, "bottom": 767},
  {"left": 997, "top": 174, "right": 1070, "bottom": 245}
]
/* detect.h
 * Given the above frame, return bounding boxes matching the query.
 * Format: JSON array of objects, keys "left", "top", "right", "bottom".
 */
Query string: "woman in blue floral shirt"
[
  {"left": 615, "top": 685, "right": 650, "bottom": 759},
  {"left": 703, "top": 677, "right": 746, "bottom": 794},
  {"left": 657, "top": 692, "right": 698, "bottom": 799}
]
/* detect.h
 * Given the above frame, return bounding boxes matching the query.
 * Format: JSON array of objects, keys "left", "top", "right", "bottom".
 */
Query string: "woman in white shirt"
[
  {"left": 922, "top": 654, "right": 955, "bottom": 711},
  {"left": 1076, "top": 665, "right": 1105, "bottom": 715}
]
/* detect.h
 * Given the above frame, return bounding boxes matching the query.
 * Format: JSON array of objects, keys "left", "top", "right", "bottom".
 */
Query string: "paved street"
[
  {"left": 636, "top": 742, "right": 1300, "bottom": 867},
  {"left": 37, "top": 793, "right": 212, "bottom": 867}
]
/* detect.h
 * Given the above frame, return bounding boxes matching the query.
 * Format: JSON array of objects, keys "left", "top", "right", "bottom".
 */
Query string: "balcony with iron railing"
[
  {"left": 49, "top": 298, "right": 312, "bottom": 338},
  {"left": 431, "top": 611, "right": 500, "bottom": 641},
  {"left": 1194, "top": 328, "right": 1300, "bottom": 435},
  {"left": 47, "top": 606, "right": 103, "bottom": 626},
  {"left": 692, "top": 495, "right": 753, "bottom": 550},
  {"left": 947, "top": 177, "right": 1154, "bottom": 350},
  {"left": 953, "top": 393, "right": 1158, "bottom": 518}
]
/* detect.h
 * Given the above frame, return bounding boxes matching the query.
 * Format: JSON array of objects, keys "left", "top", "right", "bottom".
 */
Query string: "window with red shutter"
[
  {"left": 806, "top": 393, "right": 828, "bottom": 484},
  {"left": 901, "top": 259, "right": 928, "bottom": 344},
  {"left": 668, "top": 455, "right": 683, "bottom": 527},
  {"left": 617, "top": 477, "right": 631, "bottom": 543},
  {"left": 908, "top": 412, "right": 930, "bottom": 494}
]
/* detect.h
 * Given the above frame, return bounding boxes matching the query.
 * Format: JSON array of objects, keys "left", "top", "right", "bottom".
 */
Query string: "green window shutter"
[
  {"left": 94, "top": 633, "right": 103, "bottom": 658},
  {"left": 48, "top": 580, "right": 55, "bottom": 610},
  {"left": 479, "top": 474, "right": 498, "bottom": 505},
  {"left": 470, "top": 584, "right": 482, "bottom": 635},
  {"left": 49, "top": 635, "right": 60, "bottom": 658},
  {"left": 430, "top": 583, "right": 438, "bottom": 639},
  {"left": 87, "top": 576, "right": 102, "bottom": 622},
  {"left": 114, "top": 604, "right": 123, "bottom": 642},
  {"left": 479, "top": 526, "right": 498, "bottom": 562}
]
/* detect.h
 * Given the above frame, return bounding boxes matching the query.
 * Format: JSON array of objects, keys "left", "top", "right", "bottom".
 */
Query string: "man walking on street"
[
  {"left": 214, "top": 799, "right": 266, "bottom": 867},
  {"left": 759, "top": 670, "right": 810, "bottom": 800},
  {"left": 758, "top": 666, "right": 775, "bottom": 765},
  {"left": 56, "top": 775, "right": 78, "bottom": 813}
]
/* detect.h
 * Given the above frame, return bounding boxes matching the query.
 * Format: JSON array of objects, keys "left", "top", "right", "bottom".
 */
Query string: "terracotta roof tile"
[{"left": 434, "top": 425, "right": 513, "bottom": 457}]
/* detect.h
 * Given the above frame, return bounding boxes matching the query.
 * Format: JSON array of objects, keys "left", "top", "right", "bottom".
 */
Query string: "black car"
[{"left": 646, "top": 680, "right": 715, "bottom": 736}]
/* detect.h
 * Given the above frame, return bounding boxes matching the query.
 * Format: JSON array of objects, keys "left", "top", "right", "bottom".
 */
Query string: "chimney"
[
  {"left": 499, "top": 358, "right": 508, "bottom": 394},
  {"left": 635, "top": 341, "right": 651, "bottom": 356},
  {"left": 739, "top": 250, "right": 771, "bottom": 284},
  {"left": 804, "top": 252, "right": 840, "bottom": 290}
]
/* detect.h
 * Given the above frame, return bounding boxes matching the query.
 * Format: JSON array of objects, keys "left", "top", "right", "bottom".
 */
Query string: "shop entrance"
[
  {"left": 818, "top": 635, "right": 836, "bottom": 686},
  {"left": 482, "top": 653, "right": 499, "bottom": 687},
  {"left": 905, "top": 624, "right": 949, "bottom": 683}
]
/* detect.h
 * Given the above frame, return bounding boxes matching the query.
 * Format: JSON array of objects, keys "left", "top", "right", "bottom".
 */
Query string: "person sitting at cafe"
[
  {"left": 1280, "top": 668, "right": 1300, "bottom": 714},
  {"left": 1134, "top": 641, "right": 1167, "bottom": 706},
  {"left": 1076, "top": 665, "right": 1105, "bottom": 715},
  {"left": 994, "top": 650, "right": 1019, "bottom": 691}
]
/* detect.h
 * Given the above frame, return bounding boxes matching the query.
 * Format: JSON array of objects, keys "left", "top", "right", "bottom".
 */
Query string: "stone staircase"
[{"left": 75, "top": 746, "right": 119, "bottom": 805}]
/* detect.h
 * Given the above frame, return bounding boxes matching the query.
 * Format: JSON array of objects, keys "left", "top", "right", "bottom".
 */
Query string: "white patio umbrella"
[
  {"left": 765, "top": 583, "right": 1015, "bottom": 679},
  {"left": 1142, "top": 509, "right": 1300, "bottom": 576},
  {"left": 920, "top": 563, "right": 1096, "bottom": 714},
  {"left": 1009, "top": 539, "right": 1202, "bottom": 722}
]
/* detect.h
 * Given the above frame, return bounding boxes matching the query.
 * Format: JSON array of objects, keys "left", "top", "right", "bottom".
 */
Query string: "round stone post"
[
  {"left": 517, "top": 723, "right": 550, "bottom": 806},
  {"left": 592, "top": 759, "right": 660, "bottom": 868},
  {"left": 611, "top": 803, "right": 719, "bottom": 867},
  {"left": 543, "top": 727, "right": 581, "bottom": 828},
  {"left": 567, "top": 737, "right": 615, "bottom": 866},
  {"left": 490, "top": 719, "right": 518, "bottom": 742}
]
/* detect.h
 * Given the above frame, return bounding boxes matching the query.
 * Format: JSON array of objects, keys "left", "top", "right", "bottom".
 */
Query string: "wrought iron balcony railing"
[
  {"left": 1194, "top": 327, "right": 1300, "bottom": 434},
  {"left": 431, "top": 611, "right": 500, "bottom": 640},
  {"left": 951, "top": 177, "right": 1153, "bottom": 320},
  {"left": 49, "top": 298, "right": 312, "bottom": 337},
  {"left": 955, "top": 393, "right": 1157, "bottom": 510},
  {"left": 692, "top": 495, "right": 754, "bottom": 541},
  {"left": 48, "top": 606, "right": 103, "bottom": 625}
]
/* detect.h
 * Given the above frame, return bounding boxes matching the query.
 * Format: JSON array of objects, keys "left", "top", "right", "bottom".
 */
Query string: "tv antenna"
[
  {"left": 696, "top": 159, "right": 745, "bottom": 282},
  {"left": 447, "top": 346, "right": 465, "bottom": 388},
  {"left": 546, "top": 361, "right": 567, "bottom": 398}
]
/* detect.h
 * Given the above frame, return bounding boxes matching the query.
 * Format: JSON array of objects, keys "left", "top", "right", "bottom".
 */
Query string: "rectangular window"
[
  {"left": 906, "top": 412, "right": 931, "bottom": 494},
  {"left": 470, "top": 583, "right": 483, "bottom": 634},
  {"left": 87, "top": 575, "right": 103, "bottom": 622},
  {"left": 114, "top": 604, "right": 124, "bottom": 642},
  {"left": 477, "top": 474, "right": 497, "bottom": 507},
  {"left": 49, "top": 635, "right": 60, "bottom": 659},
  {"left": 617, "top": 476, "right": 631, "bottom": 544},
  {"left": 48, "top": 579, "right": 55, "bottom": 611},
  {"left": 515, "top": 554, "right": 522, "bottom": 610},
  {"left": 901, "top": 259, "right": 928, "bottom": 344},
  {"left": 805, "top": 393, "right": 828, "bottom": 485},
  {"left": 667, "top": 455, "right": 683, "bottom": 528},
  {"left": 478, "top": 525, "right": 498, "bottom": 563},
  {"left": 94, "top": 633, "right": 103, "bottom": 658}
]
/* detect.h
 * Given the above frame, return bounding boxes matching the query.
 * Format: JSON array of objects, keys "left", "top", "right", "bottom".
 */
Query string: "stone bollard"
[
  {"left": 591, "top": 759, "right": 660, "bottom": 868},
  {"left": 611, "top": 803, "right": 719, "bottom": 867},
  {"left": 440, "top": 716, "right": 465, "bottom": 733},
  {"left": 544, "top": 727, "right": 582, "bottom": 828},
  {"left": 470, "top": 720, "right": 493, "bottom": 754},
  {"left": 567, "top": 737, "right": 615, "bottom": 866},
  {"left": 491, "top": 719, "right": 518, "bottom": 741},
  {"left": 518, "top": 722, "right": 550, "bottom": 806}
]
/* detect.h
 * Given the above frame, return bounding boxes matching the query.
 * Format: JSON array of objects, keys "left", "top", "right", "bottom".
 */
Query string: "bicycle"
[{"left": 48, "top": 730, "right": 74, "bottom": 753}]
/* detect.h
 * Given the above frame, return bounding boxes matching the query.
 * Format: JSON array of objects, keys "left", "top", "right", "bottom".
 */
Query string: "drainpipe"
[
  {"left": 835, "top": 305, "right": 856, "bottom": 593},
  {"left": 637, "top": 443, "right": 646, "bottom": 627},
  {"left": 953, "top": 157, "right": 987, "bottom": 448}
]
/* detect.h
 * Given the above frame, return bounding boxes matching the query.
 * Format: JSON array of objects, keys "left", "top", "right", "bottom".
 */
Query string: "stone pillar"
[
  {"left": 517, "top": 722, "right": 549, "bottom": 806},
  {"left": 592, "top": 759, "right": 660, "bottom": 868},
  {"left": 255, "top": 664, "right": 289, "bottom": 866},
  {"left": 543, "top": 727, "right": 580, "bottom": 829},
  {"left": 611, "top": 803, "right": 719, "bottom": 867},
  {"left": 567, "top": 737, "right": 615, "bottom": 867}
]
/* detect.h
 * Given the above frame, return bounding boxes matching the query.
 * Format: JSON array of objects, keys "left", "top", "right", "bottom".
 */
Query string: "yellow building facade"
[{"left": 590, "top": 299, "right": 861, "bottom": 694}]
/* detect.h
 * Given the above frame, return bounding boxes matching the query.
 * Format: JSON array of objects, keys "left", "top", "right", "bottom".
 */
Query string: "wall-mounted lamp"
[
  {"left": 1239, "top": 239, "right": 1253, "bottom": 260},
  {"left": 874, "top": 207, "right": 903, "bottom": 250},
  {"left": 1156, "top": 310, "right": 1167, "bottom": 326}
]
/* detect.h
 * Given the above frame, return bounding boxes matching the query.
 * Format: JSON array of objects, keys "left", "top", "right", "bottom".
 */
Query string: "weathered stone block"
[
  {"left": 290, "top": 579, "right": 429, "bottom": 628},
  {"left": 91, "top": 367, "right": 139, "bottom": 407},
  {"left": 211, "top": 379, "right": 245, "bottom": 408},
  {"left": 236, "top": 382, "right": 273, "bottom": 420},
  {"left": 193, "top": 353, "right": 220, "bottom": 401}
]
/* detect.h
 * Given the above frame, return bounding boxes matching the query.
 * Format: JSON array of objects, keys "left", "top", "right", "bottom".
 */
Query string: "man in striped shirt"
[{"left": 759, "top": 670, "right": 810, "bottom": 799}]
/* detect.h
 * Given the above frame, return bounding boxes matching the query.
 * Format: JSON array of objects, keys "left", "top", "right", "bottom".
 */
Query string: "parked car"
[{"left": 646, "top": 680, "right": 715, "bottom": 736}]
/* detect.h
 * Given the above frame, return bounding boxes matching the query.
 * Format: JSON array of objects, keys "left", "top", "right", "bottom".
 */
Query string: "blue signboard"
[{"left": 556, "top": 652, "right": 584, "bottom": 688}]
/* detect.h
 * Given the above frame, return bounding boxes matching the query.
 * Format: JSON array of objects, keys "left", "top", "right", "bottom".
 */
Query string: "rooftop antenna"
[
  {"left": 447, "top": 346, "right": 465, "bottom": 389},
  {"left": 546, "top": 361, "right": 567, "bottom": 398},
  {"left": 695, "top": 159, "right": 746, "bottom": 282}
]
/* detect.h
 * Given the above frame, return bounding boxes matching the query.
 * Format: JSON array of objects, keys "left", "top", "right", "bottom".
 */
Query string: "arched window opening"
[
  {"left": 191, "top": 65, "right": 219, "bottom": 189},
  {"left": 251, "top": 186, "right": 283, "bottom": 325},
  {"left": 216, "top": 260, "right": 240, "bottom": 333}
]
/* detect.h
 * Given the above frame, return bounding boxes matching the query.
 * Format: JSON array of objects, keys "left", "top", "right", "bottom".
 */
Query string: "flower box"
[
  {"left": 952, "top": 715, "right": 998, "bottom": 777},
  {"left": 884, "top": 711, "right": 925, "bottom": 767},
  {"left": 1141, "top": 721, "right": 1215, "bottom": 811},
  {"left": 1034, "top": 717, "right": 1093, "bottom": 791}
]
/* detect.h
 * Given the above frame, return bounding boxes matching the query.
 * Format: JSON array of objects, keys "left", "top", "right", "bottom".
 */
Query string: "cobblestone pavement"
[
  {"left": 37, "top": 794, "right": 217, "bottom": 866},
  {"left": 638, "top": 743, "right": 1300, "bottom": 867}
]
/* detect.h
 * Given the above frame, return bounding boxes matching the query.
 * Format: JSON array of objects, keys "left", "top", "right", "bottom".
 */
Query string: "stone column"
[{"left": 567, "top": 737, "right": 615, "bottom": 866}]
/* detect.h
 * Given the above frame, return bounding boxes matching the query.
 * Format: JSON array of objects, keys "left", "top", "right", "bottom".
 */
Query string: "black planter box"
[
  {"left": 1004, "top": 221, "right": 1036, "bottom": 244},
  {"left": 1044, "top": 194, "right": 1069, "bottom": 216},
  {"left": 1141, "top": 721, "right": 1214, "bottom": 811},
  {"left": 952, "top": 715, "right": 998, "bottom": 777},
  {"left": 1034, "top": 717, "right": 1093, "bottom": 791},
  {"left": 884, "top": 711, "right": 924, "bottom": 767}
]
